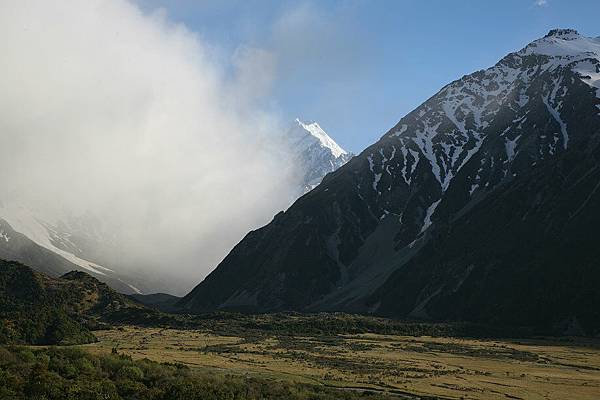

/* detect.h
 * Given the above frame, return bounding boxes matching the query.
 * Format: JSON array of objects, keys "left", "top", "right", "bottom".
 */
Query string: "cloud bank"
[{"left": 0, "top": 0, "right": 297, "bottom": 294}]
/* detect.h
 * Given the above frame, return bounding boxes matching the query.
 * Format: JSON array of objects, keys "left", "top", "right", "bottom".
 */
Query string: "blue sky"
[{"left": 137, "top": 0, "right": 600, "bottom": 154}]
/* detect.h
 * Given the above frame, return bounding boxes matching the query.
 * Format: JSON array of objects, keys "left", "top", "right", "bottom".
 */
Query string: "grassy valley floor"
[{"left": 81, "top": 325, "right": 600, "bottom": 400}]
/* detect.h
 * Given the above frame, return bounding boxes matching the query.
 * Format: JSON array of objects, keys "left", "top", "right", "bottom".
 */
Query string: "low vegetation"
[
  {"left": 89, "top": 325, "right": 600, "bottom": 400},
  {"left": 0, "top": 345, "right": 393, "bottom": 400}
]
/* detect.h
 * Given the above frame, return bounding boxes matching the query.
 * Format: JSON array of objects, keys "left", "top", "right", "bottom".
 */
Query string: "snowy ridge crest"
[
  {"left": 287, "top": 119, "right": 352, "bottom": 193},
  {"left": 293, "top": 118, "right": 348, "bottom": 158},
  {"left": 523, "top": 29, "right": 600, "bottom": 61}
]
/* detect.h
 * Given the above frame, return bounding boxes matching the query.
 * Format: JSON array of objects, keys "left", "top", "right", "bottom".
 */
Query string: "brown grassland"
[{"left": 82, "top": 325, "right": 600, "bottom": 400}]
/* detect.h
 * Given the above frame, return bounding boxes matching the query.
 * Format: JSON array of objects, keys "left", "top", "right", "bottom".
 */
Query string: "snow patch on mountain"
[
  {"left": 505, "top": 135, "right": 521, "bottom": 162},
  {"left": 421, "top": 199, "right": 441, "bottom": 233},
  {"left": 542, "top": 94, "right": 569, "bottom": 149},
  {"left": 124, "top": 282, "right": 142, "bottom": 294},
  {"left": 574, "top": 59, "right": 600, "bottom": 102}
]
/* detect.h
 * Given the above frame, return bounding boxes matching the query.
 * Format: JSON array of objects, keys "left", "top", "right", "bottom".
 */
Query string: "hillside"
[{"left": 0, "top": 260, "right": 143, "bottom": 345}]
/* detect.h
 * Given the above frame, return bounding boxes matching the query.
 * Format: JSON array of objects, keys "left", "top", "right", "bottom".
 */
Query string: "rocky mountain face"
[
  {"left": 179, "top": 29, "right": 600, "bottom": 335},
  {"left": 287, "top": 118, "right": 353, "bottom": 194}
]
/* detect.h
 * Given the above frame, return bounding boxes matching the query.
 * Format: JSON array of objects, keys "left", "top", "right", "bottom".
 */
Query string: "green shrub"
[
  {"left": 0, "top": 346, "right": 18, "bottom": 365},
  {"left": 117, "top": 365, "right": 144, "bottom": 381},
  {"left": 75, "top": 357, "right": 96, "bottom": 375},
  {"left": 17, "top": 349, "right": 35, "bottom": 363},
  {"left": 35, "top": 353, "right": 51, "bottom": 368}
]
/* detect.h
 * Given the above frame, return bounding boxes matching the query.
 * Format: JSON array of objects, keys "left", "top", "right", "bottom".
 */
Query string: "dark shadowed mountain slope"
[
  {"left": 179, "top": 30, "right": 600, "bottom": 334},
  {"left": 129, "top": 292, "right": 181, "bottom": 313}
]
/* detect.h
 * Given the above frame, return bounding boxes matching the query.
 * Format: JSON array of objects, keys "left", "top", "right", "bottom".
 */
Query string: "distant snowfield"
[{"left": 0, "top": 204, "right": 114, "bottom": 277}]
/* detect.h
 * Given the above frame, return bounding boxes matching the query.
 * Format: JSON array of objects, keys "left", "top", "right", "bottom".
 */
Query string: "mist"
[{"left": 0, "top": 0, "right": 298, "bottom": 294}]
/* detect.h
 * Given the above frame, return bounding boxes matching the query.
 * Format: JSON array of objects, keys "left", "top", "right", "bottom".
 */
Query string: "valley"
[
  {"left": 1, "top": 260, "right": 599, "bottom": 398},
  {"left": 2, "top": 2, "right": 600, "bottom": 398},
  {"left": 83, "top": 324, "right": 600, "bottom": 400}
]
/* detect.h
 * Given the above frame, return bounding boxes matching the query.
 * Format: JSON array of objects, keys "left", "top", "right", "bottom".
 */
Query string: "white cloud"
[
  {"left": 535, "top": 0, "right": 548, "bottom": 6},
  {"left": 0, "top": 0, "right": 297, "bottom": 294}
]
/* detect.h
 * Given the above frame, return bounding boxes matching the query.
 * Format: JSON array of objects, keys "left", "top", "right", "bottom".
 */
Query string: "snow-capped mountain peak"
[
  {"left": 376, "top": 29, "right": 600, "bottom": 200},
  {"left": 293, "top": 118, "right": 348, "bottom": 158},
  {"left": 287, "top": 119, "right": 353, "bottom": 193},
  {"left": 523, "top": 29, "right": 600, "bottom": 60}
]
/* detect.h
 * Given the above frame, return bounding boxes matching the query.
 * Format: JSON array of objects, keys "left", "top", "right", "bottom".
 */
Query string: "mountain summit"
[
  {"left": 287, "top": 119, "right": 353, "bottom": 193},
  {"left": 180, "top": 30, "right": 600, "bottom": 334},
  {"left": 291, "top": 119, "right": 349, "bottom": 159}
]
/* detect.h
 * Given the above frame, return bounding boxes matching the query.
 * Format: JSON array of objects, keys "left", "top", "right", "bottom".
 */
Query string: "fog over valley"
[{"left": 0, "top": 0, "right": 301, "bottom": 294}]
